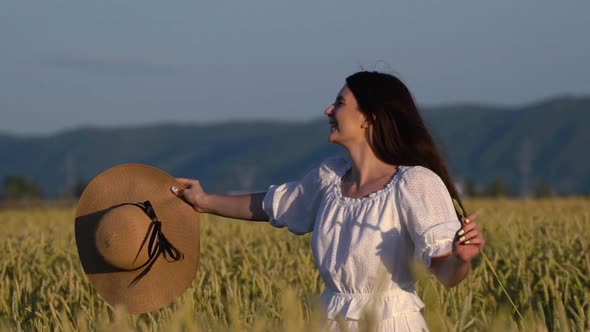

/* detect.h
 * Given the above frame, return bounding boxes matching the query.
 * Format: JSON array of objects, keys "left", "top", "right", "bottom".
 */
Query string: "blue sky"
[{"left": 1, "top": 1, "right": 589, "bottom": 134}]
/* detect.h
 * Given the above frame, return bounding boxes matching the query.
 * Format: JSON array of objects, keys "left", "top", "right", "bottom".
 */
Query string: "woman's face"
[{"left": 324, "top": 85, "right": 369, "bottom": 146}]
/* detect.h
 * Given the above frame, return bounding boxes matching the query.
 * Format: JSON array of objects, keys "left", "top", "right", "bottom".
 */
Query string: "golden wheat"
[{"left": 0, "top": 198, "right": 588, "bottom": 331}]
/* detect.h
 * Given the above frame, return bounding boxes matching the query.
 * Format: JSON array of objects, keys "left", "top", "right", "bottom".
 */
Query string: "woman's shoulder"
[{"left": 396, "top": 165, "right": 445, "bottom": 191}]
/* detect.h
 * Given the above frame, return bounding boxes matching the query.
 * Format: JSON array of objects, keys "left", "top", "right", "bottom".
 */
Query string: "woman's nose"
[{"left": 324, "top": 104, "right": 334, "bottom": 116}]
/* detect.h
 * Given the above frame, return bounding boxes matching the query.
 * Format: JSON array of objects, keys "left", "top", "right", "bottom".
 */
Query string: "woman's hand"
[
  {"left": 430, "top": 213, "right": 484, "bottom": 287},
  {"left": 171, "top": 178, "right": 210, "bottom": 213},
  {"left": 452, "top": 213, "right": 485, "bottom": 262},
  {"left": 171, "top": 179, "right": 268, "bottom": 220}
]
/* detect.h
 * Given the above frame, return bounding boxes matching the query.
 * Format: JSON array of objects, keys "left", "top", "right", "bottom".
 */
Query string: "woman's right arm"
[{"left": 172, "top": 178, "right": 269, "bottom": 221}]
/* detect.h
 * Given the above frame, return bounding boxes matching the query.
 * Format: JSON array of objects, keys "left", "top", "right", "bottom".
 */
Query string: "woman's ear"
[{"left": 361, "top": 114, "right": 376, "bottom": 128}]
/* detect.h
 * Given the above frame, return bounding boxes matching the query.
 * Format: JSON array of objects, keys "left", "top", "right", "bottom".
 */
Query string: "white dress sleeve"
[
  {"left": 396, "top": 166, "right": 461, "bottom": 267},
  {"left": 262, "top": 158, "right": 341, "bottom": 235}
]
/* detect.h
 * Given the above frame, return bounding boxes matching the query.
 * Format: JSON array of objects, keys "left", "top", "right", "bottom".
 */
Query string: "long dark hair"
[{"left": 346, "top": 71, "right": 465, "bottom": 217}]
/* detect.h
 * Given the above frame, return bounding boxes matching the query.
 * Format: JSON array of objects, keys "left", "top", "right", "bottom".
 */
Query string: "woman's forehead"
[{"left": 338, "top": 85, "right": 354, "bottom": 99}]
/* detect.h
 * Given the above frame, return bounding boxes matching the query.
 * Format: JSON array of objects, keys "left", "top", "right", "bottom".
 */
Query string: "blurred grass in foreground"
[{"left": 0, "top": 198, "right": 588, "bottom": 331}]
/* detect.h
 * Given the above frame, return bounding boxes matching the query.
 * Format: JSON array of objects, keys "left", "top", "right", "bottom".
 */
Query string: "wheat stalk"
[{"left": 452, "top": 198, "right": 525, "bottom": 321}]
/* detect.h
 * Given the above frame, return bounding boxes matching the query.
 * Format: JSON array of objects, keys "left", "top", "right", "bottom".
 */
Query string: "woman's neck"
[{"left": 345, "top": 143, "right": 398, "bottom": 188}]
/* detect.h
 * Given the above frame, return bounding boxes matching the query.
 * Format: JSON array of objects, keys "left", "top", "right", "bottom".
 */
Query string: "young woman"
[{"left": 172, "top": 71, "right": 485, "bottom": 331}]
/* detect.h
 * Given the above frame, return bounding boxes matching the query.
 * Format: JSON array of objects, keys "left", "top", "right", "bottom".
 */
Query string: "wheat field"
[{"left": 0, "top": 198, "right": 588, "bottom": 331}]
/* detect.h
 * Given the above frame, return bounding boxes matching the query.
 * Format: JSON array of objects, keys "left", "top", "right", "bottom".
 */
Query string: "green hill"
[
  {"left": 424, "top": 96, "right": 590, "bottom": 195},
  {"left": 1, "top": 96, "right": 588, "bottom": 196}
]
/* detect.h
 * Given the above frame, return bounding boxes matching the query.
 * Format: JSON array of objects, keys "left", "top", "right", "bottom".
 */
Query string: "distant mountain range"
[{"left": 1, "top": 96, "right": 589, "bottom": 196}]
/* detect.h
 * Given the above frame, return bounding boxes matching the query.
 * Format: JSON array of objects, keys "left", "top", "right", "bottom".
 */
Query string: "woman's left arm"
[{"left": 429, "top": 213, "right": 485, "bottom": 288}]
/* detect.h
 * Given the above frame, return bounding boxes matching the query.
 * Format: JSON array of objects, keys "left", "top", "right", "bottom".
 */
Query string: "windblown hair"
[{"left": 346, "top": 71, "right": 465, "bottom": 217}]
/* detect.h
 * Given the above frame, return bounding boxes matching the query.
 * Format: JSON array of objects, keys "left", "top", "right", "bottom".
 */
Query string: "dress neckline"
[{"left": 332, "top": 159, "right": 406, "bottom": 204}]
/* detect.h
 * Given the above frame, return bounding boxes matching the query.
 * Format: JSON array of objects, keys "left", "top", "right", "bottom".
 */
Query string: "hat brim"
[{"left": 75, "top": 164, "right": 199, "bottom": 314}]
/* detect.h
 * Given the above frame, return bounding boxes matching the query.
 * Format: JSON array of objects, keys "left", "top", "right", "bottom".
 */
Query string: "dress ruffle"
[
  {"left": 321, "top": 288, "right": 425, "bottom": 320},
  {"left": 415, "top": 222, "right": 458, "bottom": 267}
]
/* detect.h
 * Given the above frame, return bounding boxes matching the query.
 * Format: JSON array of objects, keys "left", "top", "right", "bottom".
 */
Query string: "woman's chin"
[{"left": 327, "top": 133, "right": 340, "bottom": 144}]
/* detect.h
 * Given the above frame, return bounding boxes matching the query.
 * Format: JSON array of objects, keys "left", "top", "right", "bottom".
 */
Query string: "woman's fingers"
[
  {"left": 457, "top": 227, "right": 485, "bottom": 248},
  {"left": 169, "top": 178, "right": 209, "bottom": 213},
  {"left": 462, "top": 237, "right": 484, "bottom": 245},
  {"left": 171, "top": 178, "right": 188, "bottom": 196},
  {"left": 171, "top": 178, "right": 203, "bottom": 197},
  {"left": 458, "top": 229, "right": 478, "bottom": 242},
  {"left": 170, "top": 186, "right": 183, "bottom": 196},
  {"left": 462, "top": 213, "right": 477, "bottom": 225},
  {"left": 456, "top": 222, "right": 477, "bottom": 238},
  {"left": 170, "top": 183, "right": 187, "bottom": 196},
  {"left": 453, "top": 213, "right": 486, "bottom": 259},
  {"left": 175, "top": 178, "right": 194, "bottom": 185},
  {"left": 456, "top": 220, "right": 484, "bottom": 246}
]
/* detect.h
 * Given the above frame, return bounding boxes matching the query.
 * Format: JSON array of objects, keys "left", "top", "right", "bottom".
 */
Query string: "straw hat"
[{"left": 75, "top": 164, "right": 200, "bottom": 314}]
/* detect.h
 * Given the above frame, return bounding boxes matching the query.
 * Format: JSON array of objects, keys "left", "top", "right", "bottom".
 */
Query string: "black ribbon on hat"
[{"left": 117, "top": 200, "right": 184, "bottom": 287}]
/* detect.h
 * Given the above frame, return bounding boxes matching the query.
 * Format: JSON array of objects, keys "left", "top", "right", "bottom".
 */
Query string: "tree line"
[
  {"left": 1, "top": 174, "right": 558, "bottom": 201},
  {"left": 461, "top": 178, "right": 555, "bottom": 198},
  {"left": 1, "top": 175, "right": 87, "bottom": 201}
]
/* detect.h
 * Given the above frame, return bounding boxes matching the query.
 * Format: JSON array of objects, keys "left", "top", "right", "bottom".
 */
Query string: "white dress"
[{"left": 262, "top": 157, "right": 461, "bottom": 331}]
